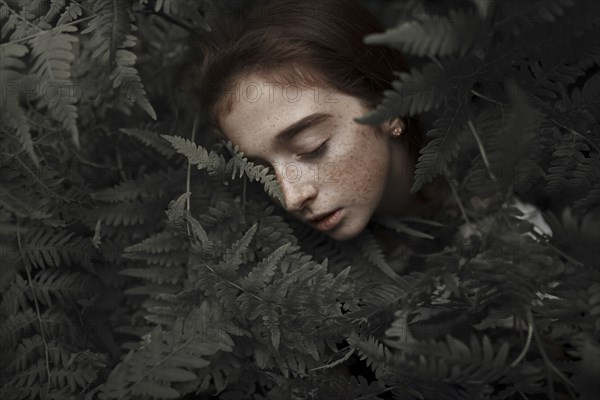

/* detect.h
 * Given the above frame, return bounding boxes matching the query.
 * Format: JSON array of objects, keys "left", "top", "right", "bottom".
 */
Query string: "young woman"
[{"left": 181, "top": 0, "right": 453, "bottom": 254}]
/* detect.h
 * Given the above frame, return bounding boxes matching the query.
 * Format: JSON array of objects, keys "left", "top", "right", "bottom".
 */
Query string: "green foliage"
[{"left": 1, "top": 0, "right": 599, "bottom": 399}]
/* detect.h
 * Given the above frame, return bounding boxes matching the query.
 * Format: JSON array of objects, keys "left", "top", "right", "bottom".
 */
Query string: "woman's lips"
[{"left": 312, "top": 208, "right": 344, "bottom": 231}]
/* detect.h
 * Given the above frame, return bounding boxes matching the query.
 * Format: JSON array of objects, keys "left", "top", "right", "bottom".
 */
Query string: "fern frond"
[
  {"left": 353, "top": 230, "right": 403, "bottom": 285},
  {"left": 222, "top": 223, "right": 258, "bottom": 270},
  {"left": 91, "top": 168, "right": 184, "bottom": 203},
  {"left": 30, "top": 269, "right": 97, "bottom": 307},
  {"left": 124, "top": 230, "right": 188, "bottom": 254},
  {"left": 101, "top": 300, "right": 235, "bottom": 400},
  {"left": 5, "top": 334, "right": 44, "bottom": 373},
  {"left": 119, "top": 128, "right": 177, "bottom": 158},
  {"left": 569, "top": 333, "right": 600, "bottom": 399},
  {"left": 121, "top": 265, "right": 185, "bottom": 285},
  {"left": 0, "top": 1, "right": 38, "bottom": 41},
  {"left": 222, "top": 140, "right": 285, "bottom": 206},
  {"left": 123, "top": 251, "right": 188, "bottom": 267},
  {"left": 493, "top": 0, "right": 576, "bottom": 38},
  {"left": 57, "top": 2, "right": 83, "bottom": 25},
  {"left": 30, "top": 24, "right": 79, "bottom": 147},
  {"left": 356, "top": 57, "right": 479, "bottom": 125},
  {"left": 0, "top": 308, "right": 36, "bottom": 349},
  {"left": 162, "top": 134, "right": 228, "bottom": 175},
  {"left": 92, "top": 200, "right": 166, "bottom": 227},
  {"left": 573, "top": 181, "right": 600, "bottom": 214},
  {"left": 81, "top": 0, "right": 134, "bottom": 66},
  {"left": 110, "top": 46, "right": 157, "bottom": 120},
  {"left": 411, "top": 101, "right": 470, "bottom": 192},
  {"left": 365, "top": 9, "right": 484, "bottom": 58},
  {"left": 545, "top": 132, "right": 588, "bottom": 196},
  {"left": 0, "top": 42, "right": 28, "bottom": 81},
  {"left": 240, "top": 243, "right": 290, "bottom": 292},
  {"left": 21, "top": 227, "right": 93, "bottom": 269},
  {"left": 0, "top": 42, "right": 37, "bottom": 164},
  {"left": 165, "top": 191, "right": 190, "bottom": 229},
  {"left": 0, "top": 274, "right": 29, "bottom": 316},
  {"left": 347, "top": 332, "right": 392, "bottom": 379},
  {"left": 1, "top": 98, "right": 37, "bottom": 166},
  {"left": 532, "top": 26, "right": 599, "bottom": 102}
]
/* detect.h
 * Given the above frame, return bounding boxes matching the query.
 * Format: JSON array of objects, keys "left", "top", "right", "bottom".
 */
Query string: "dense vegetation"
[{"left": 1, "top": 0, "right": 599, "bottom": 399}]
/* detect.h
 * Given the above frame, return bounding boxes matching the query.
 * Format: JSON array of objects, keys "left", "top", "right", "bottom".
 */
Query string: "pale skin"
[{"left": 218, "top": 74, "right": 444, "bottom": 243}]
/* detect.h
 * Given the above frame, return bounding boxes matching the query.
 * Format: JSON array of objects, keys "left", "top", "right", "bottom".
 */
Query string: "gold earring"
[{"left": 392, "top": 127, "right": 402, "bottom": 137}]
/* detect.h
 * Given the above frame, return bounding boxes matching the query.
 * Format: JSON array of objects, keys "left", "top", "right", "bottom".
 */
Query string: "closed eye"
[{"left": 301, "top": 140, "right": 329, "bottom": 160}]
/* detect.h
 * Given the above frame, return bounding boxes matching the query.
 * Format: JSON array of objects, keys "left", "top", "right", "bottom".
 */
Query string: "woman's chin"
[
  {"left": 327, "top": 229, "right": 357, "bottom": 241},
  {"left": 325, "top": 216, "right": 369, "bottom": 242}
]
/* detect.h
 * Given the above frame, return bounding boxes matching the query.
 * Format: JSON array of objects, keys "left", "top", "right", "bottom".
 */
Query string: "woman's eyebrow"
[{"left": 273, "top": 112, "right": 332, "bottom": 147}]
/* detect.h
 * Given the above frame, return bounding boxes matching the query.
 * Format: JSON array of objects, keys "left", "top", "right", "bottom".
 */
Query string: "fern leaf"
[
  {"left": 0, "top": 274, "right": 29, "bottom": 316},
  {"left": 119, "top": 128, "right": 177, "bottom": 158},
  {"left": 124, "top": 230, "right": 188, "bottom": 254},
  {"left": 573, "top": 181, "right": 600, "bottom": 214},
  {"left": 494, "top": 0, "right": 576, "bottom": 37},
  {"left": 91, "top": 168, "right": 184, "bottom": 203},
  {"left": 110, "top": 46, "right": 157, "bottom": 120},
  {"left": 411, "top": 101, "right": 470, "bottom": 193},
  {"left": 81, "top": 0, "right": 134, "bottom": 66},
  {"left": 364, "top": 10, "right": 483, "bottom": 58},
  {"left": 165, "top": 192, "right": 190, "bottom": 228},
  {"left": 92, "top": 200, "right": 165, "bottom": 227},
  {"left": 186, "top": 214, "right": 221, "bottom": 257},
  {"left": 221, "top": 223, "right": 258, "bottom": 270},
  {"left": 22, "top": 228, "right": 93, "bottom": 269},
  {"left": 0, "top": 42, "right": 28, "bottom": 80},
  {"left": 347, "top": 332, "right": 392, "bottom": 379},
  {"left": 162, "top": 134, "right": 228, "bottom": 175},
  {"left": 0, "top": 308, "right": 36, "bottom": 349},
  {"left": 356, "top": 57, "right": 479, "bottom": 125},
  {"left": 0, "top": 2, "right": 38, "bottom": 41},
  {"left": 0, "top": 43, "right": 38, "bottom": 165},
  {"left": 545, "top": 133, "right": 588, "bottom": 196},
  {"left": 223, "top": 140, "right": 285, "bottom": 205},
  {"left": 30, "top": 24, "right": 79, "bottom": 148},
  {"left": 30, "top": 269, "right": 96, "bottom": 307},
  {"left": 121, "top": 265, "right": 186, "bottom": 284},
  {"left": 240, "top": 243, "right": 291, "bottom": 292},
  {"left": 102, "top": 300, "right": 234, "bottom": 400},
  {"left": 355, "top": 230, "right": 403, "bottom": 284},
  {"left": 1, "top": 96, "right": 37, "bottom": 166},
  {"left": 57, "top": 2, "right": 83, "bottom": 25},
  {"left": 6, "top": 334, "right": 43, "bottom": 373}
]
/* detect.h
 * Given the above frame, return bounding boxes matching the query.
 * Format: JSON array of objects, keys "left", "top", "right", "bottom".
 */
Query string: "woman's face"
[{"left": 218, "top": 74, "right": 417, "bottom": 241}]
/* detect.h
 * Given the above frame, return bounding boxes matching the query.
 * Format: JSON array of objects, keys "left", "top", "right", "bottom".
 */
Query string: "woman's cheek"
[{"left": 337, "top": 127, "right": 388, "bottom": 206}]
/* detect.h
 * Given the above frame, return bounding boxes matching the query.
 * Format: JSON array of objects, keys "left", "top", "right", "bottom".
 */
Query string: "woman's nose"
[{"left": 275, "top": 162, "right": 317, "bottom": 213}]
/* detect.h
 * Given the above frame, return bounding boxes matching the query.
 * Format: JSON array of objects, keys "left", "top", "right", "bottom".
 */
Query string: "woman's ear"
[{"left": 382, "top": 117, "right": 406, "bottom": 137}]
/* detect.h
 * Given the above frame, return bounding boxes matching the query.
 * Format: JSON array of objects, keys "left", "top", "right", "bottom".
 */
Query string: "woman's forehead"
[{"left": 217, "top": 74, "right": 363, "bottom": 153}]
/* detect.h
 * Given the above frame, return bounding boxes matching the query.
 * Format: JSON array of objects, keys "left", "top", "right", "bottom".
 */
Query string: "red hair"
[{"left": 178, "top": 0, "right": 424, "bottom": 163}]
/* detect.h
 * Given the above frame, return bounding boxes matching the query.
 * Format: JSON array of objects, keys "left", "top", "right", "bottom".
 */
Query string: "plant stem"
[
  {"left": 17, "top": 222, "right": 51, "bottom": 397},
  {"left": 186, "top": 114, "right": 199, "bottom": 237},
  {"left": 467, "top": 119, "right": 496, "bottom": 181},
  {"left": 510, "top": 308, "right": 533, "bottom": 367}
]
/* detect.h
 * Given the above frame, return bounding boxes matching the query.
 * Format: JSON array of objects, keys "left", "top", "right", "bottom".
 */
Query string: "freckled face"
[{"left": 218, "top": 74, "right": 404, "bottom": 241}]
